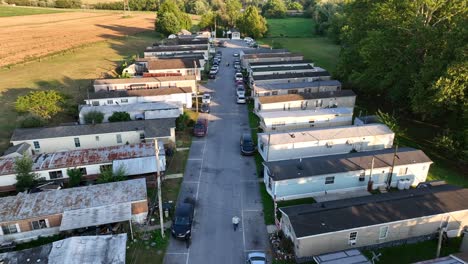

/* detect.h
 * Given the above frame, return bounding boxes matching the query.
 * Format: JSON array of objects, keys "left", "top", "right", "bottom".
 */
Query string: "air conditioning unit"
[{"left": 349, "top": 241, "right": 356, "bottom": 246}]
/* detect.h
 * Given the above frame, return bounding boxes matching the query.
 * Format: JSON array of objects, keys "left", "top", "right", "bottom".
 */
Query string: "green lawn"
[
  {"left": 258, "top": 37, "right": 340, "bottom": 74},
  {"left": 363, "top": 237, "right": 462, "bottom": 264},
  {"left": 0, "top": 6, "right": 66, "bottom": 17},
  {"left": 266, "top": 17, "right": 315, "bottom": 38},
  {"left": 126, "top": 229, "right": 170, "bottom": 264},
  {"left": 165, "top": 150, "right": 189, "bottom": 175},
  {"left": 0, "top": 30, "right": 160, "bottom": 153}
]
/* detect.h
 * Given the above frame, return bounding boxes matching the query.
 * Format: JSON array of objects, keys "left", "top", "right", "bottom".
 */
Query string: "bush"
[
  {"left": 93, "top": 1, "right": 123, "bottom": 9},
  {"left": 108, "top": 112, "right": 131, "bottom": 122},
  {"left": 83, "top": 111, "right": 104, "bottom": 124},
  {"left": 66, "top": 168, "right": 82, "bottom": 187},
  {"left": 55, "top": 0, "right": 81, "bottom": 8},
  {"left": 15, "top": 90, "right": 65, "bottom": 120},
  {"left": 19, "top": 115, "right": 45, "bottom": 128},
  {"left": 176, "top": 112, "right": 189, "bottom": 131}
]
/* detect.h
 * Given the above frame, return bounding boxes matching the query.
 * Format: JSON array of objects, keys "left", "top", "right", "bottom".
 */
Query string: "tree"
[
  {"left": 287, "top": 1, "right": 303, "bottom": 10},
  {"left": 19, "top": 115, "right": 45, "bottom": 128},
  {"left": 156, "top": 12, "right": 181, "bottom": 36},
  {"left": 262, "top": 0, "right": 287, "bottom": 18},
  {"left": 66, "top": 168, "right": 83, "bottom": 187},
  {"left": 226, "top": 0, "right": 242, "bottom": 27},
  {"left": 238, "top": 6, "right": 268, "bottom": 38},
  {"left": 83, "top": 111, "right": 104, "bottom": 124},
  {"left": 179, "top": 12, "right": 193, "bottom": 30},
  {"left": 187, "top": 0, "right": 209, "bottom": 15},
  {"left": 376, "top": 110, "right": 405, "bottom": 144},
  {"left": 14, "top": 155, "right": 38, "bottom": 192},
  {"left": 97, "top": 166, "right": 126, "bottom": 184},
  {"left": 108, "top": 111, "right": 131, "bottom": 122},
  {"left": 199, "top": 11, "right": 216, "bottom": 29},
  {"left": 15, "top": 90, "right": 65, "bottom": 119}
]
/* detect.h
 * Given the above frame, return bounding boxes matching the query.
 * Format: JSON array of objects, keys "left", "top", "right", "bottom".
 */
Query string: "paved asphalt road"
[{"left": 164, "top": 40, "right": 269, "bottom": 264}]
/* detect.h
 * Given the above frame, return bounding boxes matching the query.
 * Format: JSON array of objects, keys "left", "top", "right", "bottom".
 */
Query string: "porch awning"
[{"left": 59, "top": 203, "right": 132, "bottom": 231}]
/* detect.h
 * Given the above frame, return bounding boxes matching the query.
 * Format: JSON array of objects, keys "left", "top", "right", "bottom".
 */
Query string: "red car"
[{"left": 193, "top": 118, "right": 208, "bottom": 137}]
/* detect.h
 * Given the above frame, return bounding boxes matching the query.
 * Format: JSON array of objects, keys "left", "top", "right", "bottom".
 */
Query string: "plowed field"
[{"left": 0, "top": 11, "right": 155, "bottom": 67}]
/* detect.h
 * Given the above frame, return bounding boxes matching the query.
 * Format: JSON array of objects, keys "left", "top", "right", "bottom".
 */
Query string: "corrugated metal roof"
[
  {"left": 0, "top": 142, "right": 162, "bottom": 176},
  {"left": 60, "top": 203, "right": 132, "bottom": 231},
  {"left": 258, "top": 124, "right": 394, "bottom": 145},
  {"left": 253, "top": 71, "right": 330, "bottom": 81},
  {"left": 249, "top": 60, "right": 313, "bottom": 67},
  {"left": 88, "top": 87, "right": 192, "bottom": 99},
  {"left": 93, "top": 75, "right": 196, "bottom": 85},
  {"left": 255, "top": 80, "right": 342, "bottom": 90},
  {"left": 113, "top": 156, "right": 165, "bottom": 176},
  {"left": 11, "top": 118, "right": 175, "bottom": 141},
  {"left": 80, "top": 101, "right": 182, "bottom": 116},
  {"left": 258, "top": 107, "right": 352, "bottom": 120},
  {"left": 0, "top": 179, "right": 147, "bottom": 223},
  {"left": 48, "top": 234, "right": 127, "bottom": 264},
  {"left": 257, "top": 90, "right": 355, "bottom": 104},
  {"left": 146, "top": 45, "right": 208, "bottom": 52}
]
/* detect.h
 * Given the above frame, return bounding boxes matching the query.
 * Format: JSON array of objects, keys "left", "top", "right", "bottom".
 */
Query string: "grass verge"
[
  {"left": 259, "top": 183, "right": 315, "bottom": 225},
  {"left": 165, "top": 150, "right": 190, "bottom": 175},
  {"left": 0, "top": 6, "right": 66, "bottom": 17},
  {"left": 363, "top": 237, "right": 462, "bottom": 264},
  {"left": 126, "top": 229, "right": 170, "bottom": 264}
]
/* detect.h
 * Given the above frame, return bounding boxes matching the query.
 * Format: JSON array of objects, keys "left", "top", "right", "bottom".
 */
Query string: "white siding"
[{"left": 84, "top": 93, "right": 193, "bottom": 109}]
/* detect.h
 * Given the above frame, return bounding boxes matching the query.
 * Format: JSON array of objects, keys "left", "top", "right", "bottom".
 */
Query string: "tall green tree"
[
  {"left": 108, "top": 111, "right": 131, "bottom": 122},
  {"left": 156, "top": 12, "right": 182, "bottom": 36},
  {"left": 226, "top": 0, "right": 242, "bottom": 27},
  {"left": 14, "top": 155, "right": 38, "bottom": 192},
  {"left": 238, "top": 6, "right": 267, "bottom": 38},
  {"left": 97, "top": 166, "right": 126, "bottom": 184},
  {"left": 15, "top": 90, "right": 65, "bottom": 120},
  {"left": 199, "top": 11, "right": 216, "bottom": 29},
  {"left": 262, "top": 0, "right": 287, "bottom": 18}
]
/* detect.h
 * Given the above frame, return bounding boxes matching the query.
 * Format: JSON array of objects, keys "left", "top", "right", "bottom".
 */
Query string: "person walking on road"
[{"left": 232, "top": 216, "right": 240, "bottom": 231}]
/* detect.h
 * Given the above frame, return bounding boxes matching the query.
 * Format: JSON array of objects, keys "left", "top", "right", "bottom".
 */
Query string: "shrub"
[
  {"left": 83, "top": 111, "right": 104, "bottom": 124},
  {"left": 15, "top": 90, "right": 65, "bottom": 120},
  {"left": 66, "top": 168, "right": 82, "bottom": 187},
  {"left": 19, "top": 115, "right": 45, "bottom": 128},
  {"left": 176, "top": 112, "right": 189, "bottom": 131},
  {"left": 15, "top": 156, "right": 38, "bottom": 192},
  {"left": 108, "top": 111, "right": 131, "bottom": 122},
  {"left": 55, "top": 0, "right": 81, "bottom": 8}
]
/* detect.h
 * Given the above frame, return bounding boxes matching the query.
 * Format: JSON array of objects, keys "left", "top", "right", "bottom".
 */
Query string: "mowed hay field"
[
  {"left": 0, "top": 11, "right": 155, "bottom": 67},
  {"left": 0, "top": 6, "right": 67, "bottom": 17},
  {"left": 0, "top": 9, "right": 159, "bottom": 153}
]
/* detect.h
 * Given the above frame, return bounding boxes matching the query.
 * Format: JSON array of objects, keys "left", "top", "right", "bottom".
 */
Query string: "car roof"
[
  {"left": 176, "top": 203, "right": 193, "bottom": 215},
  {"left": 247, "top": 252, "right": 266, "bottom": 259},
  {"left": 242, "top": 133, "right": 252, "bottom": 140}
]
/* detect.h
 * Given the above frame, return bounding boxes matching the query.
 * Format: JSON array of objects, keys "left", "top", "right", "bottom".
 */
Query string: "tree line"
[{"left": 312, "top": 0, "right": 467, "bottom": 162}]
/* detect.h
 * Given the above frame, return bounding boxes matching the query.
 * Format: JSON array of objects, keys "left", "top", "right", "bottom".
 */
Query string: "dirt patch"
[{"left": 0, "top": 11, "right": 155, "bottom": 67}]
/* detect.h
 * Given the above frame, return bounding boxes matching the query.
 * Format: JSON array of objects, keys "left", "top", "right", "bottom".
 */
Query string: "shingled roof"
[
  {"left": 147, "top": 58, "right": 201, "bottom": 70},
  {"left": 280, "top": 184, "right": 468, "bottom": 238},
  {"left": 253, "top": 71, "right": 331, "bottom": 81},
  {"left": 264, "top": 147, "right": 432, "bottom": 181},
  {"left": 88, "top": 87, "right": 192, "bottom": 99},
  {"left": 257, "top": 90, "right": 355, "bottom": 104}
]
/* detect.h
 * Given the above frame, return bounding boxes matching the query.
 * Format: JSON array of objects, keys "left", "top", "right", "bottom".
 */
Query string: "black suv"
[
  {"left": 171, "top": 202, "right": 194, "bottom": 240},
  {"left": 240, "top": 133, "right": 256, "bottom": 155}
]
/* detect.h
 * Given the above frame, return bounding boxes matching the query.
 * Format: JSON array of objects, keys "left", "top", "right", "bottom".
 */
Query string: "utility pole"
[
  {"left": 436, "top": 216, "right": 449, "bottom": 258},
  {"left": 194, "top": 60, "right": 199, "bottom": 113},
  {"left": 154, "top": 139, "right": 165, "bottom": 238},
  {"left": 387, "top": 144, "right": 399, "bottom": 190},
  {"left": 123, "top": 0, "right": 130, "bottom": 16}
]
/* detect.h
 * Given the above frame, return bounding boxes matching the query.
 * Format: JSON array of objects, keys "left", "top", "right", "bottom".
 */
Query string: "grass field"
[
  {"left": 0, "top": 6, "right": 66, "bottom": 17},
  {"left": 266, "top": 17, "right": 315, "bottom": 38},
  {"left": 0, "top": 30, "right": 160, "bottom": 153},
  {"left": 260, "top": 18, "right": 340, "bottom": 73}
]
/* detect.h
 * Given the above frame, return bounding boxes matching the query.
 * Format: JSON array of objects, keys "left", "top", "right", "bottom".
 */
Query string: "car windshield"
[
  {"left": 174, "top": 216, "right": 189, "bottom": 225},
  {"left": 250, "top": 257, "right": 265, "bottom": 261},
  {"left": 194, "top": 123, "right": 204, "bottom": 129}
]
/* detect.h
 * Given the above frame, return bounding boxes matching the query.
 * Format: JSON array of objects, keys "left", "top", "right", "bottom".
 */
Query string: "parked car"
[
  {"left": 216, "top": 50, "right": 222, "bottom": 56},
  {"left": 237, "top": 94, "right": 246, "bottom": 104},
  {"left": 171, "top": 202, "right": 194, "bottom": 240},
  {"left": 246, "top": 252, "right": 266, "bottom": 264},
  {"left": 209, "top": 71, "right": 216, "bottom": 79},
  {"left": 235, "top": 80, "right": 244, "bottom": 86},
  {"left": 236, "top": 86, "right": 245, "bottom": 97},
  {"left": 210, "top": 66, "right": 219, "bottom": 74},
  {"left": 202, "top": 93, "right": 211, "bottom": 104},
  {"left": 235, "top": 73, "right": 243, "bottom": 81},
  {"left": 193, "top": 118, "right": 208, "bottom": 137},
  {"left": 244, "top": 37, "right": 254, "bottom": 43},
  {"left": 240, "top": 133, "right": 256, "bottom": 156},
  {"left": 200, "top": 103, "right": 210, "bottom": 113},
  {"left": 233, "top": 52, "right": 239, "bottom": 57}
]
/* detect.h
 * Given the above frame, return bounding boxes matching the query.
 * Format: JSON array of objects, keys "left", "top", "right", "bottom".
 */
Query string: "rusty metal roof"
[
  {"left": 0, "top": 142, "right": 160, "bottom": 176},
  {"left": 0, "top": 179, "right": 147, "bottom": 223}
]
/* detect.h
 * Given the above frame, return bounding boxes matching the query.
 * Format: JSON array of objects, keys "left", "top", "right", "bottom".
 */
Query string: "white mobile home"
[
  {"left": 253, "top": 80, "right": 341, "bottom": 97},
  {"left": 79, "top": 101, "right": 183, "bottom": 124},
  {"left": 144, "top": 45, "right": 209, "bottom": 59},
  {"left": 263, "top": 147, "right": 433, "bottom": 201},
  {"left": 93, "top": 76, "right": 197, "bottom": 94},
  {"left": 279, "top": 185, "right": 468, "bottom": 259},
  {"left": 252, "top": 71, "right": 332, "bottom": 85},
  {"left": 241, "top": 53, "right": 303, "bottom": 69},
  {"left": 10, "top": 119, "right": 176, "bottom": 154},
  {"left": 84, "top": 87, "right": 193, "bottom": 109},
  {"left": 143, "top": 58, "right": 202, "bottom": 81},
  {"left": 258, "top": 108, "right": 353, "bottom": 132},
  {"left": 254, "top": 90, "right": 356, "bottom": 113},
  {"left": 258, "top": 124, "right": 394, "bottom": 162},
  {"left": 0, "top": 143, "right": 165, "bottom": 192}
]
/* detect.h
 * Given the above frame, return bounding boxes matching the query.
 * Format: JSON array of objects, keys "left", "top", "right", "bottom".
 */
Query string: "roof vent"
[{"left": 297, "top": 158, "right": 303, "bottom": 170}]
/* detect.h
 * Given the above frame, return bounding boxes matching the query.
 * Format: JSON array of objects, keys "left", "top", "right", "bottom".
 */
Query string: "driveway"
[{"left": 164, "top": 40, "right": 269, "bottom": 264}]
